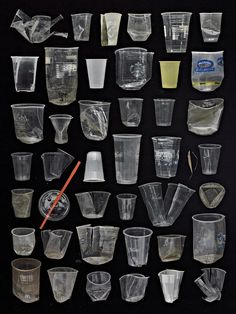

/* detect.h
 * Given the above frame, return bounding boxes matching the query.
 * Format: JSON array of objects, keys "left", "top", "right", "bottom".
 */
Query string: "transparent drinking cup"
[
  {"left": 154, "top": 99, "right": 175, "bottom": 126},
  {"left": 127, "top": 14, "right": 152, "bottom": 41},
  {"left": 161, "top": 12, "right": 192, "bottom": 53},
  {"left": 71, "top": 13, "right": 93, "bottom": 41},
  {"left": 11, "top": 228, "right": 36, "bottom": 256},
  {"left": 157, "top": 235, "right": 186, "bottom": 262},
  {"left": 11, "top": 189, "right": 34, "bottom": 218},
  {"left": 192, "top": 213, "right": 226, "bottom": 264},
  {"left": 116, "top": 193, "right": 137, "bottom": 220},
  {"left": 119, "top": 274, "right": 149, "bottom": 302},
  {"left": 118, "top": 98, "right": 143, "bottom": 127},
  {"left": 152, "top": 136, "right": 181, "bottom": 178},
  {"left": 86, "top": 59, "right": 107, "bottom": 89},
  {"left": 159, "top": 61, "right": 181, "bottom": 88},
  {"left": 86, "top": 271, "right": 111, "bottom": 301},
  {"left": 123, "top": 227, "right": 153, "bottom": 267},
  {"left": 49, "top": 114, "right": 73, "bottom": 144},
  {"left": 11, "top": 103, "right": 45, "bottom": 144},
  {"left": 12, "top": 258, "right": 41, "bottom": 303},
  {"left": 113, "top": 134, "right": 142, "bottom": 184},
  {"left": 158, "top": 269, "right": 184, "bottom": 303},
  {"left": 11, "top": 152, "right": 33, "bottom": 181},
  {"left": 83, "top": 151, "right": 105, "bottom": 182},
  {"left": 11, "top": 56, "right": 39, "bottom": 92},
  {"left": 198, "top": 144, "right": 222, "bottom": 175},
  {"left": 200, "top": 13, "right": 223, "bottom": 43}
]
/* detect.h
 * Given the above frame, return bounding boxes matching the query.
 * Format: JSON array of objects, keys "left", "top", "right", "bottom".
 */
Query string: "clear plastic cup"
[
  {"left": 11, "top": 152, "right": 33, "bottom": 181},
  {"left": 158, "top": 269, "right": 184, "bottom": 303},
  {"left": 49, "top": 114, "right": 73, "bottom": 144},
  {"left": 127, "top": 13, "right": 152, "bottom": 41},
  {"left": 200, "top": 13, "right": 222, "bottom": 43},
  {"left": 116, "top": 193, "right": 137, "bottom": 220},
  {"left": 159, "top": 61, "right": 181, "bottom": 88},
  {"left": 11, "top": 228, "right": 36, "bottom": 256},
  {"left": 11, "top": 188, "right": 34, "bottom": 218},
  {"left": 198, "top": 144, "right": 222, "bottom": 175},
  {"left": 118, "top": 98, "right": 143, "bottom": 127},
  {"left": 71, "top": 13, "right": 93, "bottom": 41},
  {"left": 119, "top": 274, "right": 149, "bottom": 302},
  {"left": 86, "top": 59, "right": 107, "bottom": 89},
  {"left": 86, "top": 271, "right": 111, "bottom": 301},
  {"left": 157, "top": 234, "right": 186, "bottom": 262},
  {"left": 154, "top": 98, "right": 175, "bottom": 126}
]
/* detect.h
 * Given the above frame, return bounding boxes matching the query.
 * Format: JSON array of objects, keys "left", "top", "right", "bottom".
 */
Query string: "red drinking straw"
[{"left": 39, "top": 160, "right": 81, "bottom": 230}]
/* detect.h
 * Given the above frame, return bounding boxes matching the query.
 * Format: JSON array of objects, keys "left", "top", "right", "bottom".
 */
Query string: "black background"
[{"left": 1, "top": 0, "right": 236, "bottom": 313}]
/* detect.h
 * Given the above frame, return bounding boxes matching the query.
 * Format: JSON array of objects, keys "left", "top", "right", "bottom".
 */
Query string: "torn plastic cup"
[
  {"left": 48, "top": 267, "right": 78, "bottom": 303},
  {"left": 200, "top": 13, "right": 223, "bottom": 43},
  {"left": 10, "top": 10, "right": 68, "bottom": 43},
  {"left": 11, "top": 152, "right": 33, "bottom": 181},
  {"left": 159, "top": 61, "right": 181, "bottom": 88},
  {"left": 41, "top": 229, "right": 72, "bottom": 259},
  {"left": 11, "top": 56, "right": 38, "bottom": 92},
  {"left": 11, "top": 188, "right": 34, "bottom": 218},
  {"left": 71, "top": 13, "right": 93, "bottom": 41},
  {"left": 113, "top": 134, "right": 142, "bottom": 184},
  {"left": 199, "top": 182, "right": 225, "bottom": 209},
  {"left": 123, "top": 227, "right": 153, "bottom": 267},
  {"left": 75, "top": 191, "right": 111, "bottom": 218},
  {"left": 11, "top": 104, "right": 45, "bottom": 144},
  {"left": 101, "top": 13, "right": 122, "bottom": 46},
  {"left": 154, "top": 99, "right": 175, "bottom": 126},
  {"left": 76, "top": 225, "right": 119, "bottom": 265},
  {"left": 127, "top": 14, "right": 152, "bottom": 41},
  {"left": 12, "top": 258, "right": 41, "bottom": 303},
  {"left": 157, "top": 235, "right": 186, "bottom": 262},
  {"left": 192, "top": 213, "right": 226, "bottom": 264},
  {"left": 86, "top": 59, "right": 107, "bottom": 89},
  {"left": 118, "top": 98, "right": 143, "bottom": 127},
  {"left": 116, "top": 193, "right": 137, "bottom": 220},
  {"left": 191, "top": 51, "right": 224, "bottom": 92},
  {"left": 45, "top": 47, "right": 78, "bottom": 105},
  {"left": 49, "top": 114, "right": 73, "bottom": 144},
  {"left": 86, "top": 271, "right": 111, "bottom": 302},
  {"left": 119, "top": 274, "right": 149, "bottom": 302},
  {"left": 198, "top": 144, "right": 221, "bottom": 175},
  {"left": 11, "top": 228, "right": 36, "bottom": 256},
  {"left": 187, "top": 98, "right": 224, "bottom": 136},
  {"left": 152, "top": 136, "right": 181, "bottom": 178},
  {"left": 161, "top": 12, "right": 192, "bottom": 53},
  {"left": 79, "top": 100, "right": 110, "bottom": 141},
  {"left": 83, "top": 151, "right": 105, "bottom": 182},
  {"left": 158, "top": 269, "right": 184, "bottom": 303}
]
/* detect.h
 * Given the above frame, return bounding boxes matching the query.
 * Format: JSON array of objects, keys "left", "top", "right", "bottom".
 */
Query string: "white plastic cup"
[
  {"left": 86, "top": 59, "right": 107, "bottom": 89},
  {"left": 83, "top": 151, "right": 105, "bottom": 182}
]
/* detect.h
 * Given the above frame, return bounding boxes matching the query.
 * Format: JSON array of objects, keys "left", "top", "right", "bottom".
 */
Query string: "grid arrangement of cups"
[{"left": 9, "top": 10, "right": 226, "bottom": 305}]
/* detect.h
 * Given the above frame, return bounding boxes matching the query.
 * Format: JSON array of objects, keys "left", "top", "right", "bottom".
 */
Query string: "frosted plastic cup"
[
  {"left": 159, "top": 61, "right": 181, "bottom": 88},
  {"left": 11, "top": 188, "right": 34, "bottom": 218},
  {"left": 83, "top": 151, "right": 105, "bottom": 182},
  {"left": 86, "top": 59, "right": 107, "bottom": 88}
]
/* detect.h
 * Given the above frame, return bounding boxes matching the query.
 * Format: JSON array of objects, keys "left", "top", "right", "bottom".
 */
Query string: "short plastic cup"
[
  {"left": 11, "top": 152, "right": 33, "bottom": 181},
  {"left": 11, "top": 189, "right": 34, "bottom": 218},
  {"left": 157, "top": 235, "right": 186, "bottom": 262},
  {"left": 11, "top": 56, "right": 39, "bottom": 92},
  {"left": 86, "top": 271, "right": 111, "bottom": 302},
  {"left": 198, "top": 144, "right": 222, "bottom": 175},
  {"left": 200, "top": 13, "right": 223, "bottom": 43},
  {"left": 11, "top": 228, "right": 36, "bottom": 256},
  {"left": 86, "top": 59, "right": 107, "bottom": 89},
  {"left": 118, "top": 98, "right": 143, "bottom": 127},
  {"left": 71, "top": 13, "right": 93, "bottom": 41},
  {"left": 119, "top": 273, "right": 149, "bottom": 302},
  {"left": 127, "top": 14, "right": 152, "bottom": 41},
  {"left": 116, "top": 193, "right": 137, "bottom": 220},
  {"left": 154, "top": 99, "right": 175, "bottom": 126},
  {"left": 159, "top": 61, "right": 181, "bottom": 88},
  {"left": 83, "top": 151, "right": 105, "bottom": 182}
]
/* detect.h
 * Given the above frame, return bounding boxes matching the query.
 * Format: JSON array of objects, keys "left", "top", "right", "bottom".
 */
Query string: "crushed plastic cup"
[
  {"left": 118, "top": 98, "right": 143, "bottom": 127},
  {"left": 83, "top": 151, "right": 105, "bottom": 182},
  {"left": 116, "top": 193, "right": 137, "bottom": 220},
  {"left": 71, "top": 13, "right": 93, "bottom": 41},
  {"left": 76, "top": 225, "right": 119, "bottom": 265},
  {"left": 49, "top": 114, "right": 73, "bottom": 144},
  {"left": 199, "top": 182, "right": 225, "bottom": 209},
  {"left": 86, "top": 271, "right": 111, "bottom": 302},
  {"left": 198, "top": 144, "right": 221, "bottom": 175},
  {"left": 41, "top": 229, "right": 72, "bottom": 259},
  {"left": 11, "top": 56, "right": 39, "bottom": 92},
  {"left": 113, "top": 134, "right": 142, "bottom": 184},
  {"left": 161, "top": 12, "right": 192, "bottom": 53},
  {"left": 11, "top": 228, "right": 36, "bottom": 256},
  {"left": 159, "top": 61, "right": 181, "bottom": 88},
  {"left": 192, "top": 213, "right": 226, "bottom": 264},
  {"left": 158, "top": 269, "right": 184, "bottom": 303},
  {"left": 123, "top": 227, "right": 153, "bottom": 267},
  {"left": 154, "top": 99, "right": 175, "bottom": 126},
  {"left": 11, "top": 103, "right": 45, "bottom": 144},
  {"left": 101, "top": 13, "right": 122, "bottom": 46},
  {"left": 48, "top": 267, "right": 78, "bottom": 303},
  {"left": 86, "top": 59, "right": 107, "bottom": 89},
  {"left": 200, "top": 13, "right": 222, "bottom": 43},
  {"left": 11, "top": 152, "right": 33, "bottom": 181},
  {"left": 12, "top": 258, "right": 41, "bottom": 303},
  {"left": 127, "top": 13, "right": 152, "bottom": 41},
  {"left": 11, "top": 188, "right": 34, "bottom": 218},
  {"left": 79, "top": 100, "right": 110, "bottom": 141},
  {"left": 75, "top": 191, "right": 110, "bottom": 218},
  {"left": 157, "top": 235, "right": 186, "bottom": 262},
  {"left": 119, "top": 273, "right": 149, "bottom": 302}
]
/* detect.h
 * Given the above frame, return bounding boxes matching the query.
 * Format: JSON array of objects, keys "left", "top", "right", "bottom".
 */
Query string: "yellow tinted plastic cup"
[{"left": 159, "top": 61, "right": 181, "bottom": 88}]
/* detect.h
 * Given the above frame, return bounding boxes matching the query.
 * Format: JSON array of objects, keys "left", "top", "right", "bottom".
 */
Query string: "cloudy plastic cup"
[
  {"left": 83, "top": 151, "right": 105, "bottom": 182},
  {"left": 198, "top": 144, "right": 222, "bottom": 175},
  {"left": 71, "top": 13, "right": 93, "bottom": 41},
  {"left": 11, "top": 228, "right": 36, "bottom": 256},
  {"left": 86, "top": 271, "right": 111, "bottom": 301},
  {"left": 200, "top": 13, "right": 222, "bottom": 43},
  {"left": 159, "top": 61, "right": 181, "bottom": 88},
  {"left": 154, "top": 98, "right": 175, "bottom": 126},
  {"left": 127, "top": 13, "right": 152, "bottom": 41},
  {"left": 11, "top": 152, "right": 33, "bottom": 181},
  {"left": 11, "top": 189, "right": 34, "bottom": 218},
  {"left": 86, "top": 59, "right": 107, "bottom": 89},
  {"left": 118, "top": 98, "right": 143, "bottom": 127}
]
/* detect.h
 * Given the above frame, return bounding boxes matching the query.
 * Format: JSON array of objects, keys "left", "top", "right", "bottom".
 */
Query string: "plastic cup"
[
  {"left": 86, "top": 59, "right": 107, "bottom": 89},
  {"left": 200, "top": 13, "right": 222, "bottom": 43},
  {"left": 157, "top": 235, "right": 186, "bottom": 262},
  {"left": 11, "top": 188, "right": 34, "bottom": 218},
  {"left": 11, "top": 228, "right": 36, "bottom": 256},
  {"left": 159, "top": 61, "right": 181, "bottom": 88},
  {"left": 198, "top": 144, "right": 222, "bottom": 175},
  {"left": 86, "top": 271, "right": 111, "bottom": 301},
  {"left": 11, "top": 152, "right": 33, "bottom": 181},
  {"left": 119, "top": 274, "right": 149, "bottom": 302},
  {"left": 71, "top": 13, "right": 93, "bottom": 41},
  {"left": 83, "top": 151, "right": 105, "bottom": 182},
  {"left": 154, "top": 99, "right": 175, "bottom": 126},
  {"left": 118, "top": 98, "right": 143, "bottom": 127},
  {"left": 49, "top": 114, "right": 73, "bottom": 144},
  {"left": 116, "top": 193, "right": 137, "bottom": 220},
  {"left": 127, "top": 13, "right": 152, "bottom": 41}
]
